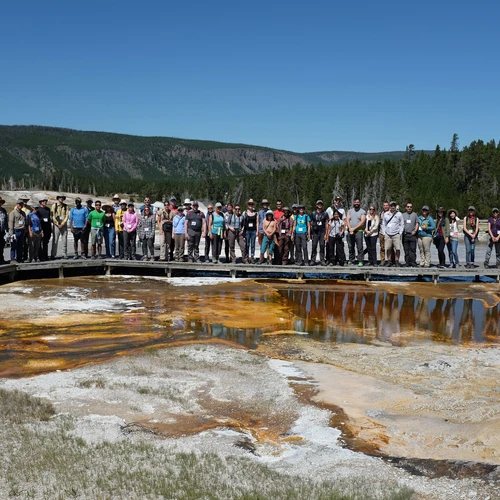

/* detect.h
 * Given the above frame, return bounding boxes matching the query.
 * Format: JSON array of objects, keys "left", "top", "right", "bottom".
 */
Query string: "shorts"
[
  {"left": 73, "top": 228, "right": 83, "bottom": 243},
  {"left": 385, "top": 233, "right": 401, "bottom": 251},
  {"left": 91, "top": 228, "right": 103, "bottom": 245}
]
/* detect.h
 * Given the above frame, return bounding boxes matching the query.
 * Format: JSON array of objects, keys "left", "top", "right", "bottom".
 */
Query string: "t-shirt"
[
  {"left": 328, "top": 219, "right": 344, "bottom": 237},
  {"left": 186, "top": 210, "right": 205, "bottom": 233},
  {"left": 347, "top": 208, "right": 366, "bottom": 230},
  {"left": 403, "top": 212, "right": 419, "bottom": 234},
  {"left": 88, "top": 210, "right": 106, "bottom": 229},
  {"left": 294, "top": 214, "right": 310, "bottom": 234},
  {"left": 488, "top": 217, "right": 500, "bottom": 238},
  {"left": 69, "top": 206, "right": 89, "bottom": 229},
  {"left": 27, "top": 212, "right": 42, "bottom": 233},
  {"left": 211, "top": 213, "right": 225, "bottom": 235}
]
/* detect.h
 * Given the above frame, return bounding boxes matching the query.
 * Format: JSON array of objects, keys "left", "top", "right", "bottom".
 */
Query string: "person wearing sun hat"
[
  {"left": 463, "top": 205, "right": 479, "bottom": 269},
  {"left": 50, "top": 194, "right": 69, "bottom": 259},
  {"left": 8, "top": 199, "right": 27, "bottom": 263},
  {"left": 115, "top": 199, "right": 128, "bottom": 259},
  {"left": 37, "top": 197, "right": 52, "bottom": 261},
  {"left": 243, "top": 198, "right": 258, "bottom": 263},
  {"left": 111, "top": 194, "right": 121, "bottom": 213},
  {"left": 0, "top": 196, "right": 8, "bottom": 264}
]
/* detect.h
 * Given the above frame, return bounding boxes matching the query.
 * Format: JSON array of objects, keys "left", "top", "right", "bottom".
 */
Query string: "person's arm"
[
  {"left": 68, "top": 208, "right": 74, "bottom": 232},
  {"left": 201, "top": 214, "right": 206, "bottom": 238},
  {"left": 355, "top": 213, "right": 367, "bottom": 231},
  {"left": 412, "top": 215, "right": 419, "bottom": 235},
  {"left": 306, "top": 217, "right": 311, "bottom": 239},
  {"left": 371, "top": 216, "right": 380, "bottom": 234},
  {"left": 473, "top": 218, "right": 479, "bottom": 239},
  {"left": 398, "top": 213, "right": 404, "bottom": 235},
  {"left": 346, "top": 212, "right": 352, "bottom": 231},
  {"left": 208, "top": 214, "right": 213, "bottom": 239},
  {"left": 61, "top": 206, "right": 69, "bottom": 227}
]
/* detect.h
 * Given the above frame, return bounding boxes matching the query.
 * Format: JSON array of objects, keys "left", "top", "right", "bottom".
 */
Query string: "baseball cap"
[
  {"left": 215, "top": 202, "right": 223, "bottom": 208},
  {"left": 422, "top": 205, "right": 429, "bottom": 211},
  {"left": 468, "top": 206, "right": 476, "bottom": 211},
  {"left": 192, "top": 200, "right": 199, "bottom": 206},
  {"left": 389, "top": 201, "right": 397, "bottom": 206},
  {"left": 262, "top": 199, "right": 269, "bottom": 204},
  {"left": 316, "top": 200, "right": 323, "bottom": 205}
]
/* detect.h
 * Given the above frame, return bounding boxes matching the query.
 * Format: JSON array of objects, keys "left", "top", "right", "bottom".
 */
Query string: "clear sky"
[{"left": 1, "top": 0, "right": 499, "bottom": 153}]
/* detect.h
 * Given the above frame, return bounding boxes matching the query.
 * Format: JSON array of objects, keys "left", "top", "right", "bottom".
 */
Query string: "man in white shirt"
[{"left": 381, "top": 201, "right": 404, "bottom": 267}]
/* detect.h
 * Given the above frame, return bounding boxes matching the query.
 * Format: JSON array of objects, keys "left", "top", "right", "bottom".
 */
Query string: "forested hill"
[{"left": 0, "top": 125, "right": 406, "bottom": 180}]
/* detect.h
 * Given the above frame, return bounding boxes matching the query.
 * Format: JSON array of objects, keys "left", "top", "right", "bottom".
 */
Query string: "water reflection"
[
  {"left": 276, "top": 288, "right": 499, "bottom": 345},
  {"left": 0, "top": 277, "right": 499, "bottom": 378}
]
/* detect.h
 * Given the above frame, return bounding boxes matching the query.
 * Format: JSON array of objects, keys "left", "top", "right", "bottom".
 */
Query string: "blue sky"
[{"left": 1, "top": 0, "right": 499, "bottom": 152}]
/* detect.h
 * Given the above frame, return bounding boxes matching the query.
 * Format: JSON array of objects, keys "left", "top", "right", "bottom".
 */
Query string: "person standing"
[
  {"left": 447, "top": 209, "right": 460, "bottom": 268},
  {"left": 123, "top": 203, "right": 139, "bottom": 260},
  {"left": 223, "top": 203, "right": 235, "bottom": 263},
  {"left": 87, "top": 201, "right": 106, "bottom": 259},
  {"left": 272, "top": 200, "right": 285, "bottom": 264},
  {"left": 226, "top": 204, "right": 247, "bottom": 263},
  {"left": 82, "top": 198, "right": 94, "bottom": 258},
  {"left": 37, "top": 197, "right": 52, "bottom": 261},
  {"left": 27, "top": 205, "right": 43, "bottom": 262},
  {"left": 289, "top": 204, "right": 299, "bottom": 264},
  {"left": 417, "top": 206, "right": 435, "bottom": 268},
  {"left": 463, "top": 206, "right": 479, "bottom": 269},
  {"left": 19, "top": 194, "right": 32, "bottom": 262},
  {"left": 381, "top": 201, "right": 404, "bottom": 267},
  {"left": 50, "top": 194, "right": 69, "bottom": 259},
  {"left": 111, "top": 195, "right": 121, "bottom": 213},
  {"left": 185, "top": 201, "right": 206, "bottom": 263},
  {"left": 69, "top": 197, "right": 89, "bottom": 260},
  {"left": 259, "top": 210, "right": 277, "bottom": 264},
  {"left": 204, "top": 203, "right": 214, "bottom": 262},
  {"left": 8, "top": 199, "right": 27, "bottom": 263},
  {"left": 309, "top": 200, "right": 329, "bottom": 265},
  {"left": 433, "top": 207, "right": 450, "bottom": 268},
  {"left": 292, "top": 204, "right": 311, "bottom": 266},
  {"left": 157, "top": 201, "right": 175, "bottom": 262},
  {"left": 346, "top": 199, "right": 366, "bottom": 266},
  {"left": 326, "top": 196, "right": 346, "bottom": 220},
  {"left": 243, "top": 199, "right": 257, "bottom": 263},
  {"left": 402, "top": 202, "right": 419, "bottom": 267},
  {"left": 115, "top": 200, "right": 128, "bottom": 259},
  {"left": 364, "top": 205, "right": 380, "bottom": 266},
  {"left": 276, "top": 207, "right": 293, "bottom": 265},
  {"left": 378, "top": 201, "right": 390, "bottom": 266},
  {"left": 208, "top": 203, "right": 225, "bottom": 264},
  {"left": 325, "top": 210, "right": 345, "bottom": 266},
  {"left": 257, "top": 199, "right": 271, "bottom": 263},
  {"left": 0, "top": 197, "right": 8, "bottom": 265},
  {"left": 138, "top": 206, "right": 156, "bottom": 261},
  {"left": 101, "top": 204, "right": 116, "bottom": 258},
  {"left": 173, "top": 206, "right": 186, "bottom": 261},
  {"left": 484, "top": 208, "right": 500, "bottom": 268}
]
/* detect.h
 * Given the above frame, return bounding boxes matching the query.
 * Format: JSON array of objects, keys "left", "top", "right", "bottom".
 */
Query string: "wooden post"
[{"left": 58, "top": 266, "right": 64, "bottom": 279}]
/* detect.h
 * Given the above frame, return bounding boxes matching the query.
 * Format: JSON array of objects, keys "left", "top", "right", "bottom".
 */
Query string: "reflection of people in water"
[
  {"left": 415, "top": 297, "right": 430, "bottom": 332},
  {"left": 399, "top": 294, "right": 417, "bottom": 335},
  {"left": 483, "top": 306, "right": 499, "bottom": 341},
  {"left": 379, "top": 292, "right": 400, "bottom": 342},
  {"left": 458, "top": 299, "right": 474, "bottom": 344}
]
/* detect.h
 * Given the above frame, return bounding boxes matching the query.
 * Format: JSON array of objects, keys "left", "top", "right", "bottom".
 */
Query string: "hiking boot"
[
  {"left": 484, "top": 262, "right": 489, "bottom": 268},
  {"left": 73, "top": 255, "right": 79, "bottom": 260},
  {"left": 150, "top": 257, "right": 155, "bottom": 262},
  {"left": 81, "top": 255, "right": 87, "bottom": 260}
]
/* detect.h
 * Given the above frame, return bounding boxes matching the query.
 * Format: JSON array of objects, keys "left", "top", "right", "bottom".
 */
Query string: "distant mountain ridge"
[{"left": 0, "top": 125, "right": 409, "bottom": 180}]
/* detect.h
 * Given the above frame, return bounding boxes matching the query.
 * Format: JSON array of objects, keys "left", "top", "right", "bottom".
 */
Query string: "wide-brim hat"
[
  {"left": 112, "top": 194, "right": 120, "bottom": 200},
  {"left": 447, "top": 209, "right": 458, "bottom": 217},
  {"left": 120, "top": 199, "right": 127, "bottom": 204},
  {"left": 247, "top": 198, "right": 255, "bottom": 204},
  {"left": 56, "top": 194, "right": 66, "bottom": 200},
  {"left": 261, "top": 199, "right": 270, "bottom": 204},
  {"left": 184, "top": 198, "right": 191, "bottom": 205},
  {"left": 437, "top": 206, "right": 445, "bottom": 212},
  {"left": 20, "top": 193, "right": 30, "bottom": 200},
  {"left": 102, "top": 204, "right": 112, "bottom": 211}
]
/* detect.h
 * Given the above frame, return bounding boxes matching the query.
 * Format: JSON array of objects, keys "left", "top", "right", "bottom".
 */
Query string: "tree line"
[{"left": 2, "top": 134, "right": 500, "bottom": 217}]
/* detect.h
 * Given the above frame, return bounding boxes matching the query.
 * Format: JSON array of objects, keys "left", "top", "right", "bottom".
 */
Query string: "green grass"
[{"left": 0, "top": 386, "right": 414, "bottom": 499}]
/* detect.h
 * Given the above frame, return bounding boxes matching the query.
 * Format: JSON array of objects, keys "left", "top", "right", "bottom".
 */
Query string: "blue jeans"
[
  {"left": 10, "top": 229, "right": 25, "bottom": 262},
  {"left": 246, "top": 229, "right": 256, "bottom": 257},
  {"left": 464, "top": 236, "right": 475, "bottom": 264},
  {"left": 447, "top": 239, "right": 459, "bottom": 265},
  {"left": 103, "top": 226, "right": 116, "bottom": 257},
  {"left": 260, "top": 234, "right": 275, "bottom": 257}
]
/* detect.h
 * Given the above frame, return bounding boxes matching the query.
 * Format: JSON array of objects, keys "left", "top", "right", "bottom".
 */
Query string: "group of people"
[{"left": 2, "top": 193, "right": 500, "bottom": 269}]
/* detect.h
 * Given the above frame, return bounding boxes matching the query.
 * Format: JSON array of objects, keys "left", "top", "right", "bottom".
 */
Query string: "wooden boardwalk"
[{"left": 1, "top": 259, "right": 500, "bottom": 283}]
